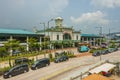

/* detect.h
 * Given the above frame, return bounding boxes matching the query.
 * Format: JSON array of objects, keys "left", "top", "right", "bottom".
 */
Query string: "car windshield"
[
  {"left": 34, "top": 60, "right": 39, "bottom": 64},
  {"left": 55, "top": 56, "right": 61, "bottom": 60},
  {"left": 9, "top": 65, "right": 19, "bottom": 72}
]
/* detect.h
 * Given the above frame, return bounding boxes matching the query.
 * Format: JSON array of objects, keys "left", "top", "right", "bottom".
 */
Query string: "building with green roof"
[
  {"left": 34, "top": 17, "right": 81, "bottom": 48},
  {"left": 81, "top": 34, "right": 104, "bottom": 46},
  {"left": 0, "top": 28, "right": 44, "bottom": 51}
]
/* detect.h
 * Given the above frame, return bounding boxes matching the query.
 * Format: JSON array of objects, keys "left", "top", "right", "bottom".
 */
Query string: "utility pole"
[
  {"left": 96, "top": 26, "right": 102, "bottom": 36},
  {"left": 47, "top": 19, "right": 54, "bottom": 51},
  {"left": 40, "top": 22, "right": 46, "bottom": 58},
  {"left": 47, "top": 19, "right": 54, "bottom": 41},
  {"left": 96, "top": 26, "right": 103, "bottom": 61}
]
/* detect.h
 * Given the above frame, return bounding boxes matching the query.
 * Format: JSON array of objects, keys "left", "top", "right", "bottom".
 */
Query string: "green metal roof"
[
  {"left": 81, "top": 34, "right": 103, "bottom": 38},
  {"left": 0, "top": 28, "right": 36, "bottom": 35}
]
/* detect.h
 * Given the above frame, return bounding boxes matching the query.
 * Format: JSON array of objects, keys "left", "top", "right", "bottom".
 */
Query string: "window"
[
  {"left": 63, "top": 33, "right": 71, "bottom": 40},
  {"left": 76, "top": 35, "right": 78, "bottom": 40},
  {"left": 57, "top": 35, "right": 59, "bottom": 40}
]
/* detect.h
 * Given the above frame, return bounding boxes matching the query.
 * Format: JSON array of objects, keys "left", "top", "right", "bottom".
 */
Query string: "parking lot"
[
  {"left": 52, "top": 50, "right": 120, "bottom": 80},
  {"left": 0, "top": 50, "right": 120, "bottom": 80}
]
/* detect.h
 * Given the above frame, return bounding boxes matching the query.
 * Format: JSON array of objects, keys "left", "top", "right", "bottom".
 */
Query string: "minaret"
[{"left": 55, "top": 17, "right": 63, "bottom": 28}]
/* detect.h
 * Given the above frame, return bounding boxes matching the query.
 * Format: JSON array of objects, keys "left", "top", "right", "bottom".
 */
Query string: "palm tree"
[
  {"left": 4, "top": 39, "right": 20, "bottom": 67},
  {"left": 28, "top": 38, "right": 40, "bottom": 60},
  {"left": 0, "top": 47, "right": 8, "bottom": 58},
  {"left": 4, "top": 39, "right": 20, "bottom": 56},
  {"left": 28, "top": 38, "right": 39, "bottom": 51}
]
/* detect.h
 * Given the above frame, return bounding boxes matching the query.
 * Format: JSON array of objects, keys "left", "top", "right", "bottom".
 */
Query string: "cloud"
[
  {"left": 0, "top": 0, "right": 69, "bottom": 26},
  {"left": 44, "top": 0, "right": 69, "bottom": 16},
  {"left": 91, "top": 0, "right": 120, "bottom": 8},
  {"left": 70, "top": 11, "right": 109, "bottom": 26}
]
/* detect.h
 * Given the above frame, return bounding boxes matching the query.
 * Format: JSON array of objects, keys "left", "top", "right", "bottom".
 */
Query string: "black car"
[
  {"left": 3, "top": 64, "right": 29, "bottom": 79},
  {"left": 108, "top": 48, "right": 116, "bottom": 53},
  {"left": 54, "top": 55, "right": 69, "bottom": 63},
  {"left": 92, "top": 51, "right": 101, "bottom": 56},
  {"left": 15, "top": 58, "right": 31, "bottom": 65},
  {"left": 31, "top": 58, "right": 50, "bottom": 70},
  {"left": 101, "top": 50, "right": 109, "bottom": 55}
]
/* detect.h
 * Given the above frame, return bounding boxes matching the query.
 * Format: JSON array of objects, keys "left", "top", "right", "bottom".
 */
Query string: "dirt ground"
[{"left": 109, "top": 75, "right": 120, "bottom": 80}]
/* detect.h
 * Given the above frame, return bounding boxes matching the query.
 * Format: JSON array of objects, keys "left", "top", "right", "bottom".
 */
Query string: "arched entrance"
[{"left": 63, "top": 33, "right": 71, "bottom": 40}]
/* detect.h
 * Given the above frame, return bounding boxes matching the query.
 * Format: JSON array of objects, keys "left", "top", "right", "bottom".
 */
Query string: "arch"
[{"left": 63, "top": 33, "right": 71, "bottom": 40}]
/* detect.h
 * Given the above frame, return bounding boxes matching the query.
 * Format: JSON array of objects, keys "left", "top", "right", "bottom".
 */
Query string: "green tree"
[
  {"left": 28, "top": 38, "right": 40, "bottom": 51},
  {"left": 41, "top": 36, "right": 50, "bottom": 50},
  {"left": 4, "top": 39, "right": 20, "bottom": 55},
  {"left": 4, "top": 39, "right": 20, "bottom": 67},
  {"left": 0, "top": 47, "right": 9, "bottom": 58}
]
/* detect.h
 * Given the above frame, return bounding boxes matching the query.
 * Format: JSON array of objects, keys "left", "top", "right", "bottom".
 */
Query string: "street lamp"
[
  {"left": 96, "top": 26, "right": 103, "bottom": 61},
  {"left": 40, "top": 22, "right": 46, "bottom": 58},
  {"left": 40, "top": 22, "right": 46, "bottom": 35},
  {"left": 47, "top": 19, "right": 54, "bottom": 40},
  {"left": 47, "top": 19, "right": 54, "bottom": 51},
  {"left": 96, "top": 26, "right": 102, "bottom": 36}
]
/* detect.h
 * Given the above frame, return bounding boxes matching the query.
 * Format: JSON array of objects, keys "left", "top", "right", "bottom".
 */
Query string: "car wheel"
[
  {"left": 48, "top": 63, "right": 50, "bottom": 65},
  {"left": 24, "top": 70, "right": 27, "bottom": 73},
  {"left": 9, "top": 74, "right": 12, "bottom": 78},
  {"left": 46, "top": 64, "right": 48, "bottom": 66},
  {"left": 57, "top": 60, "right": 59, "bottom": 63},
  {"left": 35, "top": 67, "right": 38, "bottom": 70}
]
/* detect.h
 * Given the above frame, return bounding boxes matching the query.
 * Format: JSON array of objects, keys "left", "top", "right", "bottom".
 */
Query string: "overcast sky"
[{"left": 0, "top": 0, "right": 120, "bottom": 34}]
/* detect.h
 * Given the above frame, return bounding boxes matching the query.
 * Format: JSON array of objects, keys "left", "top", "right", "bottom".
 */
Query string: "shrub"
[
  {"left": 0, "top": 66, "right": 11, "bottom": 76},
  {"left": 49, "top": 53, "right": 53, "bottom": 59}
]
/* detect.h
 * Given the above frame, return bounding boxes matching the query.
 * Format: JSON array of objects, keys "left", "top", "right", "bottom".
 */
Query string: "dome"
[{"left": 55, "top": 17, "right": 63, "bottom": 20}]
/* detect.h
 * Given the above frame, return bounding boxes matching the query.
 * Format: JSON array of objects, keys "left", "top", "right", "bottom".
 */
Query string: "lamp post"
[
  {"left": 47, "top": 19, "right": 54, "bottom": 40},
  {"left": 40, "top": 22, "right": 46, "bottom": 35},
  {"left": 96, "top": 26, "right": 102, "bottom": 36},
  {"left": 40, "top": 22, "right": 46, "bottom": 58},
  {"left": 96, "top": 26, "right": 103, "bottom": 61},
  {"left": 47, "top": 19, "right": 54, "bottom": 51}
]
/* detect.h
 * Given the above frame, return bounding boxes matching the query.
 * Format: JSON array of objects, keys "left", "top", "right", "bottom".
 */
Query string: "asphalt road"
[
  {"left": 0, "top": 50, "right": 120, "bottom": 80},
  {"left": 52, "top": 50, "right": 120, "bottom": 80},
  {"left": 0, "top": 55, "right": 94, "bottom": 80}
]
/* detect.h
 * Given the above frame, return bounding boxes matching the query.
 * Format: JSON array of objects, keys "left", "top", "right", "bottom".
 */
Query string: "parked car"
[
  {"left": 3, "top": 64, "right": 29, "bottom": 79},
  {"left": 113, "top": 48, "right": 118, "bottom": 51},
  {"left": 78, "top": 46, "right": 89, "bottom": 52},
  {"left": 101, "top": 49, "right": 109, "bottom": 55},
  {"left": 108, "top": 48, "right": 115, "bottom": 53},
  {"left": 54, "top": 55, "right": 69, "bottom": 63},
  {"left": 92, "top": 51, "right": 101, "bottom": 56},
  {"left": 31, "top": 58, "right": 50, "bottom": 70},
  {"left": 12, "top": 50, "right": 21, "bottom": 55},
  {"left": 15, "top": 58, "right": 31, "bottom": 65}
]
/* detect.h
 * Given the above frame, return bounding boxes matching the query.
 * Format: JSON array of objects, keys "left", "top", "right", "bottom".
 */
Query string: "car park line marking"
[
  {"left": 40, "top": 65, "right": 80, "bottom": 80},
  {"left": 40, "top": 63, "right": 93, "bottom": 80}
]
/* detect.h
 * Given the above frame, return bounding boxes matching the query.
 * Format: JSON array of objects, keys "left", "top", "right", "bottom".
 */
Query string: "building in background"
[
  {"left": 0, "top": 28, "right": 44, "bottom": 51},
  {"left": 35, "top": 17, "right": 81, "bottom": 49},
  {"left": 81, "top": 34, "right": 103, "bottom": 46}
]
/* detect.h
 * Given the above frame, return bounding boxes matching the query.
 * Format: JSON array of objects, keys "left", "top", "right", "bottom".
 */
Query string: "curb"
[{"left": 40, "top": 65, "right": 80, "bottom": 80}]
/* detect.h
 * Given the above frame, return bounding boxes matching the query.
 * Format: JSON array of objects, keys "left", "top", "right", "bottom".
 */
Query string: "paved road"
[
  {"left": 51, "top": 50, "right": 120, "bottom": 80},
  {"left": 0, "top": 48, "right": 78, "bottom": 68},
  {"left": 0, "top": 50, "right": 120, "bottom": 80},
  {"left": 0, "top": 56, "right": 94, "bottom": 80}
]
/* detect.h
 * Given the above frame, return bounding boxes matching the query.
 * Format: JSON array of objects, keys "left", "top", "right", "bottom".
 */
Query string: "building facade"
[
  {"left": 81, "top": 34, "right": 103, "bottom": 46},
  {"left": 36, "top": 17, "right": 81, "bottom": 48},
  {"left": 0, "top": 29, "right": 44, "bottom": 51}
]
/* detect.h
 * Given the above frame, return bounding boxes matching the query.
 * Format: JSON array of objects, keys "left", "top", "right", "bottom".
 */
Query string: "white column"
[
  {"left": 10, "top": 36, "right": 13, "bottom": 55},
  {"left": 100, "top": 38, "right": 102, "bottom": 45},
  {"left": 26, "top": 36, "right": 29, "bottom": 51},
  {"left": 90, "top": 38, "right": 92, "bottom": 46},
  {"left": 10, "top": 36, "right": 13, "bottom": 40},
  {"left": 39, "top": 37, "right": 42, "bottom": 50},
  {"left": 94, "top": 38, "right": 96, "bottom": 46},
  {"left": 87, "top": 37, "right": 89, "bottom": 43}
]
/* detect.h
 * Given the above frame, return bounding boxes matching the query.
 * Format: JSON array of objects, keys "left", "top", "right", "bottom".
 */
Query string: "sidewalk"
[{"left": 0, "top": 47, "right": 78, "bottom": 68}]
